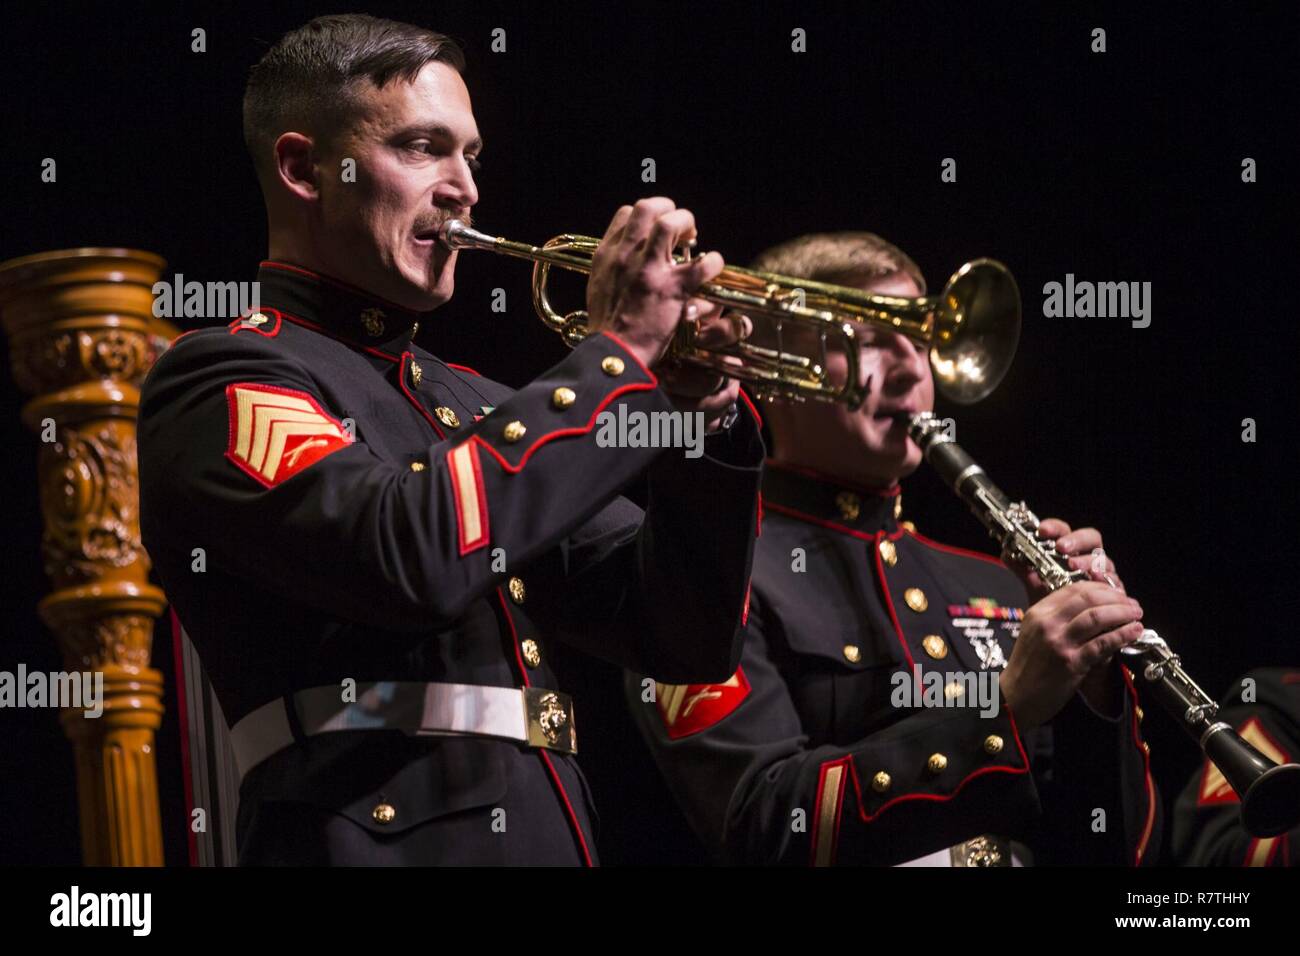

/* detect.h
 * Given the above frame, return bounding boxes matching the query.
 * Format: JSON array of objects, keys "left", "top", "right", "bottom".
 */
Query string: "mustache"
[{"left": 416, "top": 210, "right": 474, "bottom": 235}]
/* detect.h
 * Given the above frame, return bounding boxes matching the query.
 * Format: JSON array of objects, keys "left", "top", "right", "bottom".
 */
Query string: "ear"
[{"left": 272, "top": 132, "right": 320, "bottom": 202}]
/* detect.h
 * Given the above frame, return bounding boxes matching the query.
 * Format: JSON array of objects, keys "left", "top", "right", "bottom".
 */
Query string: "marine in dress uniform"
[
  {"left": 1173, "top": 667, "right": 1300, "bottom": 866},
  {"left": 138, "top": 260, "right": 763, "bottom": 865},
  {"left": 626, "top": 461, "right": 1162, "bottom": 866}
]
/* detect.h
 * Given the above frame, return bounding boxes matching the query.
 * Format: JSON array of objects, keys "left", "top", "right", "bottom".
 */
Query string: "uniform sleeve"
[
  {"left": 1027, "top": 665, "right": 1163, "bottom": 865},
  {"left": 527, "top": 405, "right": 764, "bottom": 683},
  {"left": 139, "top": 328, "right": 686, "bottom": 633},
  {"left": 1172, "top": 669, "right": 1300, "bottom": 866},
  {"left": 626, "top": 590, "right": 1045, "bottom": 866}
]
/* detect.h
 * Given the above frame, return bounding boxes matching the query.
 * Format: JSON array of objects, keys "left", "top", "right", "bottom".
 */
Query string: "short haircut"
[
  {"left": 750, "top": 232, "right": 926, "bottom": 294},
  {"left": 243, "top": 14, "right": 465, "bottom": 185}
]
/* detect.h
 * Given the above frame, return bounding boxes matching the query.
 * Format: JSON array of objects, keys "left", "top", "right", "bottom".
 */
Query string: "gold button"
[
  {"left": 983, "top": 735, "right": 1004, "bottom": 755},
  {"left": 503, "top": 420, "right": 527, "bottom": 443},
  {"left": 410, "top": 360, "right": 423, "bottom": 387},
  {"left": 434, "top": 406, "right": 460, "bottom": 428},
  {"left": 409, "top": 461, "right": 426, "bottom": 472},
  {"left": 944, "top": 680, "right": 965, "bottom": 700},
  {"left": 1141, "top": 741, "right": 1150, "bottom": 755},
  {"left": 843, "top": 644, "right": 861, "bottom": 664},
  {"left": 922, "top": 634, "right": 948, "bottom": 659},
  {"left": 927, "top": 753, "right": 948, "bottom": 774},
  {"left": 904, "top": 587, "right": 928, "bottom": 613},
  {"left": 508, "top": 576, "right": 526, "bottom": 604},
  {"left": 1135, "top": 705, "right": 1145, "bottom": 722},
  {"left": 900, "top": 520, "right": 917, "bottom": 533},
  {"left": 601, "top": 356, "right": 625, "bottom": 376},
  {"left": 835, "top": 491, "right": 860, "bottom": 522},
  {"left": 893, "top": 495, "right": 903, "bottom": 519},
  {"left": 552, "top": 386, "right": 577, "bottom": 409},
  {"left": 247, "top": 312, "right": 269, "bottom": 326},
  {"left": 879, "top": 539, "right": 898, "bottom": 567},
  {"left": 871, "top": 771, "right": 891, "bottom": 794},
  {"left": 372, "top": 802, "right": 396, "bottom": 825},
  {"left": 521, "top": 639, "right": 542, "bottom": 668}
]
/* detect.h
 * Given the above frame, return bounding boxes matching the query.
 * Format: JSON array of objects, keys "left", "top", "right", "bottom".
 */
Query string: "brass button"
[
  {"left": 434, "top": 406, "right": 460, "bottom": 428},
  {"left": 360, "top": 308, "right": 386, "bottom": 337},
  {"left": 552, "top": 386, "right": 577, "bottom": 409},
  {"left": 503, "top": 420, "right": 527, "bottom": 443},
  {"left": 1141, "top": 741, "right": 1150, "bottom": 755},
  {"left": 983, "top": 735, "right": 1004, "bottom": 755},
  {"left": 893, "top": 494, "right": 903, "bottom": 519},
  {"left": 247, "top": 312, "right": 269, "bottom": 326},
  {"left": 1135, "top": 705, "right": 1145, "bottom": 722},
  {"left": 601, "top": 356, "right": 625, "bottom": 376},
  {"left": 521, "top": 639, "right": 542, "bottom": 668},
  {"left": 410, "top": 360, "right": 423, "bottom": 387},
  {"left": 372, "top": 802, "right": 396, "bottom": 825},
  {"left": 900, "top": 520, "right": 917, "bottom": 533},
  {"left": 927, "top": 753, "right": 948, "bottom": 774},
  {"left": 879, "top": 538, "right": 898, "bottom": 567},
  {"left": 409, "top": 461, "right": 426, "bottom": 472},
  {"left": 871, "top": 771, "right": 891, "bottom": 794},
  {"left": 922, "top": 634, "right": 948, "bottom": 659},
  {"left": 842, "top": 644, "right": 861, "bottom": 664},
  {"left": 904, "top": 587, "right": 928, "bottom": 613},
  {"left": 835, "top": 491, "right": 860, "bottom": 522},
  {"left": 944, "top": 680, "right": 965, "bottom": 700},
  {"left": 508, "top": 576, "right": 526, "bottom": 604}
]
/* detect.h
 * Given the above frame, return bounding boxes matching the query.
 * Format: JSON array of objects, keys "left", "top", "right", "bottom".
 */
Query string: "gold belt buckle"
[
  {"left": 950, "top": 834, "right": 1010, "bottom": 867},
  {"left": 523, "top": 687, "right": 577, "bottom": 755}
]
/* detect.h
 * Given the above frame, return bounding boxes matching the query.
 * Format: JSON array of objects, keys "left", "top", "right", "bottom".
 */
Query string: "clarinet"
[{"left": 907, "top": 411, "right": 1300, "bottom": 838}]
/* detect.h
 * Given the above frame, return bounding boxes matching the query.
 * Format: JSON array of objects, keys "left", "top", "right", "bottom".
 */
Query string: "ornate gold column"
[{"left": 0, "top": 249, "right": 175, "bottom": 866}]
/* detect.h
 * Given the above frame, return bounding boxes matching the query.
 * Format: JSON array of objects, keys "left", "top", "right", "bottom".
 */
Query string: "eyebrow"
[{"left": 394, "top": 123, "right": 483, "bottom": 153}]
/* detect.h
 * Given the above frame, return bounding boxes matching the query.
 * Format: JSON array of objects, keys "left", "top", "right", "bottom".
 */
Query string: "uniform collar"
[
  {"left": 761, "top": 460, "right": 902, "bottom": 535},
  {"left": 255, "top": 260, "right": 427, "bottom": 357}
]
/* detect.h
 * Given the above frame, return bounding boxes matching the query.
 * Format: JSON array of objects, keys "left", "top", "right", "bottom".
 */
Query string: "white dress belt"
[{"left": 229, "top": 681, "right": 577, "bottom": 780}]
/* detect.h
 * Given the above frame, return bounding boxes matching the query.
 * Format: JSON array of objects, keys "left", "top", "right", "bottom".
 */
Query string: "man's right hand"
[
  {"left": 585, "top": 197, "right": 725, "bottom": 370},
  {"left": 999, "top": 581, "right": 1145, "bottom": 731}
]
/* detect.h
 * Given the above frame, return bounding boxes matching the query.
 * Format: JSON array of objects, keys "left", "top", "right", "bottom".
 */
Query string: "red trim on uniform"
[
  {"left": 847, "top": 715, "right": 1032, "bottom": 823},
  {"left": 227, "top": 308, "right": 284, "bottom": 338},
  {"left": 905, "top": 526, "right": 1008, "bottom": 570},
  {"left": 1120, "top": 665, "right": 1158, "bottom": 866},
  {"left": 223, "top": 382, "right": 353, "bottom": 489},
  {"left": 398, "top": 351, "right": 446, "bottom": 441},
  {"left": 598, "top": 330, "right": 658, "bottom": 385},
  {"left": 170, "top": 609, "right": 199, "bottom": 868},
  {"left": 762, "top": 501, "right": 881, "bottom": 543},
  {"left": 755, "top": 490, "right": 763, "bottom": 537},
  {"left": 259, "top": 260, "right": 423, "bottom": 317},
  {"left": 809, "top": 756, "right": 850, "bottom": 866},
  {"left": 468, "top": 380, "right": 658, "bottom": 474},
  {"left": 657, "top": 668, "right": 751, "bottom": 740},
  {"left": 872, "top": 530, "right": 917, "bottom": 671},
  {"left": 166, "top": 328, "right": 205, "bottom": 349},
  {"left": 445, "top": 362, "right": 481, "bottom": 377},
  {"left": 495, "top": 589, "right": 593, "bottom": 867},
  {"left": 1282, "top": 672, "right": 1300, "bottom": 684},
  {"left": 764, "top": 459, "right": 901, "bottom": 498},
  {"left": 741, "top": 581, "right": 752, "bottom": 627},
  {"left": 738, "top": 387, "right": 763, "bottom": 429},
  {"left": 1244, "top": 835, "right": 1282, "bottom": 867},
  {"left": 447, "top": 441, "right": 490, "bottom": 555},
  {"left": 275, "top": 310, "right": 402, "bottom": 364}
]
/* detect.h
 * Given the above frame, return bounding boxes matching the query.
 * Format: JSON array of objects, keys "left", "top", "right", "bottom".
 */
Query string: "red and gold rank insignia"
[
  {"left": 1197, "top": 716, "right": 1291, "bottom": 808},
  {"left": 655, "top": 668, "right": 751, "bottom": 739},
  {"left": 225, "top": 383, "right": 353, "bottom": 487}
]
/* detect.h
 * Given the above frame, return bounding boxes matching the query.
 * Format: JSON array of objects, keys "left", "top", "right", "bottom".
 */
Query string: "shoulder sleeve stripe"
[{"left": 448, "top": 440, "right": 489, "bottom": 555}]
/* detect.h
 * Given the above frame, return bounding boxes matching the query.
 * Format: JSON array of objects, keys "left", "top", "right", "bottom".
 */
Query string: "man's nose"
[
  {"left": 881, "top": 332, "right": 928, "bottom": 388},
  {"left": 434, "top": 161, "right": 479, "bottom": 212}
]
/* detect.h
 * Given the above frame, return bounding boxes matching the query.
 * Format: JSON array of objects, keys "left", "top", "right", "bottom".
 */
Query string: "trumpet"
[
  {"left": 440, "top": 220, "right": 1021, "bottom": 409},
  {"left": 907, "top": 411, "right": 1300, "bottom": 838}
]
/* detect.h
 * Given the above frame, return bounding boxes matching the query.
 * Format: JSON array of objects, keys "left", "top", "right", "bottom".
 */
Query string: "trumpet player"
[
  {"left": 626, "top": 231, "right": 1163, "bottom": 865},
  {"left": 137, "top": 14, "right": 764, "bottom": 865}
]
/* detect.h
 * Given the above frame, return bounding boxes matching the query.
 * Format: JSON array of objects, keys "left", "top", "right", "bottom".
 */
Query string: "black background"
[{"left": 0, "top": 1, "right": 1296, "bottom": 865}]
